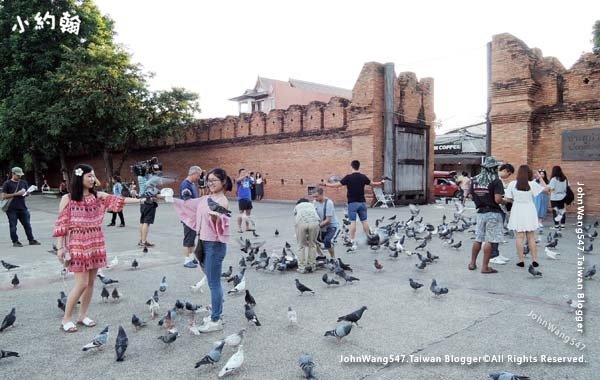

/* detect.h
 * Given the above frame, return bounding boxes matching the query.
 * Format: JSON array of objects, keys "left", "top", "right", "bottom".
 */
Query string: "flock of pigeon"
[{"left": 1, "top": 201, "right": 598, "bottom": 379}]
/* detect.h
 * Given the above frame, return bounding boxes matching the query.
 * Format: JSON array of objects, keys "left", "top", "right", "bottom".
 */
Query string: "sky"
[{"left": 94, "top": 0, "right": 600, "bottom": 134}]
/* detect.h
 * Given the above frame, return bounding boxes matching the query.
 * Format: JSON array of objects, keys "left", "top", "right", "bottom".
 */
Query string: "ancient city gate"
[{"left": 394, "top": 121, "right": 429, "bottom": 203}]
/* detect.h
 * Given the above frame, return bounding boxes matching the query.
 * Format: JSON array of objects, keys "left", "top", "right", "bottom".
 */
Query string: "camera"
[{"left": 131, "top": 157, "right": 163, "bottom": 177}]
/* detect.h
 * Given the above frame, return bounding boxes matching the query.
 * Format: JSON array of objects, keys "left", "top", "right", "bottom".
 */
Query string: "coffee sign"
[
  {"left": 562, "top": 128, "right": 600, "bottom": 161},
  {"left": 434, "top": 142, "right": 462, "bottom": 155}
]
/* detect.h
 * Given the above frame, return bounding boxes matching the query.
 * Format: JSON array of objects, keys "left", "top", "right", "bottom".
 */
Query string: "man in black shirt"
[
  {"left": 321, "top": 160, "right": 385, "bottom": 251},
  {"left": 1, "top": 167, "right": 41, "bottom": 247},
  {"left": 468, "top": 157, "right": 507, "bottom": 274}
]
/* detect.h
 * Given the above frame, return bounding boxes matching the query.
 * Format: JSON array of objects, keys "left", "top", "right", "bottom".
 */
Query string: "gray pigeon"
[
  {"left": 430, "top": 279, "right": 449, "bottom": 296},
  {"left": 488, "top": 371, "right": 530, "bottom": 380},
  {"left": 0, "top": 349, "right": 20, "bottom": 359},
  {"left": 82, "top": 325, "right": 109, "bottom": 351},
  {"left": 298, "top": 353, "right": 316, "bottom": 379},
  {"left": 131, "top": 314, "right": 147, "bottom": 331},
  {"left": 244, "top": 304, "right": 261, "bottom": 326},
  {"left": 324, "top": 323, "right": 353, "bottom": 341},
  {"left": 207, "top": 197, "right": 232, "bottom": 217},
  {"left": 159, "top": 276, "right": 168, "bottom": 292},
  {"left": 157, "top": 331, "right": 179, "bottom": 345},
  {"left": 57, "top": 291, "right": 68, "bottom": 312},
  {"left": 0, "top": 308, "right": 16, "bottom": 332},
  {"left": 409, "top": 278, "right": 423, "bottom": 290},
  {"left": 115, "top": 326, "right": 128, "bottom": 361},
  {"left": 337, "top": 306, "right": 367, "bottom": 327},
  {"left": 195, "top": 340, "right": 225, "bottom": 367},
  {"left": 322, "top": 273, "right": 339, "bottom": 286},
  {"left": 584, "top": 264, "right": 596, "bottom": 280},
  {"left": 528, "top": 264, "right": 542, "bottom": 277},
  {"left": 1, "top": 260, "right": 19, "bottom": 271},
  {"left": 295, "top": 279, "right": 315, "bottom": 295}
]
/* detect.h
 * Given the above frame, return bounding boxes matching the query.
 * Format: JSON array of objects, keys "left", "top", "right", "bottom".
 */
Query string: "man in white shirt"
[{"left": 293, "top": 198, "right": 321, "bottom": 273}]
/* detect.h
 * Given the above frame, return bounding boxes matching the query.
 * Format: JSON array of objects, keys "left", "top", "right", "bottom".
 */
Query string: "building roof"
[
  {"left": 229, "top": 76, "right": 352, "bottom": 102},
  {"left": 288, "top": 78, "right": 352, "bottom": 99}
]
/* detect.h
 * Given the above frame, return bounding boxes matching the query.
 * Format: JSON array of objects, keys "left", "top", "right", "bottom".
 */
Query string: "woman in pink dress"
[{"left": 54, "top": 164, "right": 146, "bottom": 333}]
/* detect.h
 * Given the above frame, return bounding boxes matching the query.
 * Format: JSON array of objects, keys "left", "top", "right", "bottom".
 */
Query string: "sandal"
[
  {"left": 468, "top": 264, "right": 477, "bottom": 271},
  {"left": 481, "top": 268, "right": 498, "bottom": 274},
  {"left": 61, "top": 321, "right": 79, "bottom": 333},
  {"left": 77, "top": 317, "right": 97, "bottom": 327}
]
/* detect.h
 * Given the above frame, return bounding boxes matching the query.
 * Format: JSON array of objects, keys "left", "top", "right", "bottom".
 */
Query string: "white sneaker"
[
  {"left": 490, "top": 257, "right": 507, "bottom": 265},
  {"left": 498, "top": 254, "right": 511, "bottom": 262},
  {"left": 198, "top": 319, "right": 223, "bottom": 333}
]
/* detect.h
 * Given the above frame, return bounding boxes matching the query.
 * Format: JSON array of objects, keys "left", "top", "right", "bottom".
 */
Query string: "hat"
[
  {"left": 11, "top": 167, "right": 24, "bottom": 176},
  {"left": 481, "top": 156, "right": 500, "bottom": 168}
]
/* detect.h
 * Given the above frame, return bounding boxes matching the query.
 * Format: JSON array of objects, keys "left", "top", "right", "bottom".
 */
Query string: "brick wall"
[
  {"left": 70, "top": 62, "right": 435, "bottom": 205},
  {"left": 490, "top": 33, "right": 600, "bottom": 215}
]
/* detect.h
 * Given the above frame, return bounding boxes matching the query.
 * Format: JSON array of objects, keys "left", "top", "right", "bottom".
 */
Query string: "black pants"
[
  {"left": 6, "top": 209, "right": 35, "bottom": 243},
  {"left": 111, "top": 211, "right": 125, "bottom": 225},
  {"left": 551, "top": 199, "right": 566, "bottom": 226}
]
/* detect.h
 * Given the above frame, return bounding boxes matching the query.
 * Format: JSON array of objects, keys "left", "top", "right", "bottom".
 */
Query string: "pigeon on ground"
[
  {"left": 111, "top": 288, "right": 121, "bottom": 302},
  {"left": 426, "top": 251, "right": 439, "bottom": 261},
  {"left": 191, "top": 276, "right": 207, "bottom": 293},
  {"left": 131, "top": 259, "right": 138, "bottom": 270},
  {"left": 322, "top": 273, "right": 340, "bottom": 286},
  {"left": 244, "top": 290, "right": 256, "bottom": 306},
  {"left": 106, "top": 256, "right": 119, "bottom": 269},
  {"left": 337, "top": 258, "right": 353, "bottom": 272},
  {"left": 97, "top": 274, "right": 118, "bottom": 285},
  {"left": 238, "top": 257, "right": 247, "bottom": 268},
  {"left": 298, "top": 353, "right": 316, "bottom": 379},
  {"left": 115, "top": 326, "right": 128, "bottom": 361},
  {"left": 337, "top": 306, "right": 367, "bottom": 327},
  {"left": 57, "top": 291, "right": 68, "bottom": 312},
  {"left": 244, "top": 304, "right": 261, "bottom": 326},
  {"left": 584, "top": 243, "right": 593, "bottom": 253},
  {"left": 324, "top": 323, "right": 353, "bottom": 342},
  {"left": 221, "top": 329, "right": 245, "bottom": 347},
  {"left": 415, "top": 260, "right": 427, "bottom": 270},
  {"left": 0, "top": 308, "right": 16, "bottom": 332},
  {"left": 546, "top": 239, "right": 558, "bottom": 249},
  {"left": 195, "top": 340, "right": 226, "bottom": 367},
  {"left": 174, "top": 299, "right": 185, "bottom": 311},
  {"left": 339, "top": 271, "right": 360, "bottom": 284},
  {"left": 149, "top": 299, "right": 160, "bottom": 319},
  {"left": 584, "top": 265, "right": 596, "bottom": 280},
  {"left": 288, "top": 306, "right": 298, "bottom": 325},
  {"left": 373, "top": 259, "right": 384, "bottom": 272},
  {"left": 218, "top": 345, "right": 244, "bottom": 377},
  {"left": 566, "top": 299, "right": 579, "bottom": 312},
  {"left": 430, "top": 279, "right": 449, "bottom": 296},
  {"left": 409, "top": 278, "right": 424, "bottom": 290},
  {"left": 528, "top": 264, "right": 542, "bottom": 277},
  {"left": 221, "top": 266, "right": 233, "bottom": 278},
  {"left": 295, "top": 279, "right": 315, "bottom": 295},
  {"left": 158, "top": 331, "right": 179, "bottom": 345},
  {"left": 146, "top": 290, "right": 160, "bottom": 305},
  {"left": 275, "top": 229, "right": 279, "bottom": 237},
  {"left": 11, "top": 274, "right": 19, "bottom": 288},
  {"left": 208, "top": 197, "right": 232, "bottom": 217},
  {"left": 101, "top": 287, "right": 110, "bottom": 302},
  {"left": 82, "top": 325, "right": 109, "bottom": 351},
  {"left": 488, "top": 371, "right": 530, "bottom": 380},
  {"left": 544, "top": 247, "right": 557, "bottom": 260},
  {"left": 415, "top": 240, "right": 427, "bottom": 250},
  {"left": 227, "top": 277, "right": 246, "bottom": 294},
  {"left": 131, "top": 314, "right": 147, "bottom": 331},
  {"left": 159, "top": 276, "right": 168, "bottom": 293},
  {"left": 0, "top": 349, "right": 19, "bottom": 359},
  {"left": 1, "top": 260, "right": 19, "bottom": 271}
]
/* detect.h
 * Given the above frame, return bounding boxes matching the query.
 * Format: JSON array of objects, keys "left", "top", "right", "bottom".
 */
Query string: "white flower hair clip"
[{"left": 75, "top": 168, "right": 84, "bottom": 177}]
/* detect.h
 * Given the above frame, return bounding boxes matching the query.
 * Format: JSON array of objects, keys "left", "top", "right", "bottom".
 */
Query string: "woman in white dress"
[{"left": 505, "top": 165, "right": 548, "bottom": 268}]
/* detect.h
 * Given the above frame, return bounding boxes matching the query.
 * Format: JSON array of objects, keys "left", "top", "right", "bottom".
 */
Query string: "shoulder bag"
[{"left": 1, "top": 180, "right": 21, "bottom": 213}]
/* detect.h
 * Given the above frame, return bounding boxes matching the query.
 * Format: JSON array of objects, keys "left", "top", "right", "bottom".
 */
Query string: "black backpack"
[{"left": 120, "top": 183, "right": 131, "bottom": 198}]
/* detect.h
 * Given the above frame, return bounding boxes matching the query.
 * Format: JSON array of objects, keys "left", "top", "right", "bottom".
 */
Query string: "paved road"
[{"left": 0, "top": 196, "right": 597, "bottom": 379}]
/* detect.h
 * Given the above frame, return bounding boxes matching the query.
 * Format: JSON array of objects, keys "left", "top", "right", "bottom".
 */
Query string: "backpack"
[
  {"left": 469, "top": 176, "right": 493, "bottom": 210},
  {"left": 120, "top": 183, "right": 131, "bottom": 197},
  {"left": 564, "top": 180, "right": 574, "bottom": 205}
]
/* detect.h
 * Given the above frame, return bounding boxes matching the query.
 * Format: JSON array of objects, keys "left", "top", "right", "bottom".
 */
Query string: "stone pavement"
[{"left": 0, "top": 196, "right": 598, "bottom": 380}]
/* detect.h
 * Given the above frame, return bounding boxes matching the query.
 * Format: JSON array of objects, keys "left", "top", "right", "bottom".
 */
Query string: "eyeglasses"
[{"left": 207, "top": 179, "right": 221, "bottom": 184}]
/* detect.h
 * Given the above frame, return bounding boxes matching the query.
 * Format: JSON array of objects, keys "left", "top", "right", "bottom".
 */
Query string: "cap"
[
  {"left": 11, "top": 167, "right": 24, "bottom": 176},
  {"left": 481, "top": 157, "right": 500, "bottom": 168}
]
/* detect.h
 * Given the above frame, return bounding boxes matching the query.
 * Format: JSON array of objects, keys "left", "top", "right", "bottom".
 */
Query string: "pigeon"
[
  {"left": 185, "top": 302, "right": 204, "bottom": 313},
  {"left": 57, "top": 291, "right": 68, "bottom": 312},
  {"left": 218, "top": 344, "right": 244, "bottom": 377},
  {"left": 0, "top": 349, "right": 19, "bottom": 359},
  {"left": 221, "top": 266, "right": 233, "bottom": 278},
  {"left": 207, "top": 197, "right": 232, "bottom": 217},
  {"left": 528, "top": 264, "right": 542, "bottom": 277},
  {"left": 584, "top": 265, "right": 596, "bottom": 280},
  {"left": 1, "top": 260, "right": 19, "bottom": 271},
  {"left": 115, "top": 325, "right": 128, "bottom": 361},
  {"left": 196, "top": 340, "right": 226, "bottom": 367},
  {"left": 111, "top": 288, "right": 121, "bottom": 302},
  {"left": 409, "top": 278, "right": 424, "bottom": 290},
  {"left": 488, "top": 371, "right": 530, "bottom": 380},
  {"left": 337, "top": 306, "right": 367, "bottom": 327},
  {"left": 324, "top": 323, "right": 353, "bottom": 341},
  {"left": 227, "top": 277, "right": 246, "bottom": 294},
  {"left": 322, "top": 273, "right": 340, "bottom": 286},
  {"left": 158, "top": 331, "right": 179, "bottom": 345},
  {"left": 566, "top": 299, "right": 579, "bottom": 312},
  {"left": 174, "top": 299, "right": 185, "bottom": 311},
  {"left": 82, "top": 325, "right": 109, "bottom": 351},
  {"left": 544, "top": 247, "right": 558, "bottom": 260},
  {"left": 295, "top": 279, "right": 315, "bottom": 295},
  {"left": 373, "top": 259, "right": 384, "bottom": 272},
  {"left": 97, "top": 274, "right": 118, "bottom": 285},
  {"left": 426, "top": 251, "right": 439, "bottom": 261},
  {"left": 287, "top": 306, "right": 298, "bottom": 325},
  {"left": 101, "top": 287, "right": 110, "bottom": 302},
  {"left": 0, "top": 308, "right": 16, "bottom": 332},
  {"left": 339, "top": 271, "right": 360, "bottom": 284},
  {"left": 275, "top": 229, "right": 279, "bottom": 237},
  {"left": 159, "top": 276, "right": 168, "bottom": 293},
  {"left": 388, "top": 215, "right": 397, "bottom": 221},
  {"left": 146, "top": 290, "right": 160, "bottom": 305},
  {"left": 415, "top": 240, "right": 427, "bottom": 250},
  {"left": 131, "top": 258, "right": 139, "bottom": 270},
  {"left": 408, "top": 204, "right": 420, "bottom": 216},
  {"left": 244, "top": 290, "right": 256, "bottom": 306},
  {"left": 546, "top": 239, "right": 558, "bottom": 249},
  {"left": 191, "top": 276, "right": 207, "bottom": 293},
  {"left": 252, "top": 230, "right": 260, "bottom": 238},
  {"left": 149, "top": 299, "right": 160, "bottom": 319},
  {"left": 449, "top": 240, "right": 462, "bottom": 249},
  {"left": 131, "top": 314, "right": 147, "bottom": 331},
  {"left": 143, "top": 246, "right": 148, "bottom": 254},
  {"left": 430, "top": 279, "right": 449, "bottom": 296},
  {"left": 106, "top": 256, "right": 119, "bottom": 269},
  {"left": 11, "top": 274, "right": 19, "bottom": 288},
  {"left": 244, "top": 304, "right": 261, "bottom": 326},
  {"left": 415, "top": 260, "right": 427, "bottom": 270},
  {"left": 48, "top": 244, "right": 58, "bottom": 255},
  {"left": 298, "top": 353, "right": 316, "bottom": 379},
  {"left": 221, "top": 329, "right": 245, "bottom": 347},
  {"left": 337, "top": 258, "right": 353, "bottom": 272},
  {"left": 584, "top": 243, "right": 593, "bottom": 253}
]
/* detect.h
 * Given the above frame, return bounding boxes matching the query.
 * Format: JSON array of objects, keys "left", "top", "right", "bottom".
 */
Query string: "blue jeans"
[
  {"left": 347, "top": 202, "right": 368, "bottom": 222},
  {"left": 203, "top": 241, "right": 226, "bottom": 321},
  {"left": 321, "top": 226, "right": 337, "bottom": 249},
  {"left": 6, "top": 209, "right": 34, "bottom": 243}
]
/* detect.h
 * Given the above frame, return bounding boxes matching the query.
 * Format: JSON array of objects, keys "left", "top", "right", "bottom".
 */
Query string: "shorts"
[
  {"left": 320, "top": 226, "right": 337, "bottom": 249},
  {"left": 347, "top": 202, "right": 368, "bottom": 222},
  {"left": 183, "top": 223, "right": 197, "bottom": 247},
  {"left": 475, "top": 212, "right": 503, "bottom": 243},
  {"left": 238, "top": 199, "right": 253, "bottom": 211},
  {"left": 140, "top": 202, "right": 157, "bottom": 224}
]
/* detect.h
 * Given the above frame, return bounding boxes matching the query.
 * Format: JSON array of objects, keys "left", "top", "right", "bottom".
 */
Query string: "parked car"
[{"left": 433, "top": 171, "right": 460, "bottom": 198}]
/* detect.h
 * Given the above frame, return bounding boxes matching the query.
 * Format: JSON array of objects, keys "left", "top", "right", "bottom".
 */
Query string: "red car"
[{"left": 433, "top": 171, "right": 460, "bottom": 198}]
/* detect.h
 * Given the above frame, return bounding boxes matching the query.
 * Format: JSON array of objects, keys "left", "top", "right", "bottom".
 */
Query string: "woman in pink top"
[
  {"left": 53, "top": 164, "right": 148, "bottom": 333},
  {"left": 174, "top": 168, "right": 232, "bottom": 333}
]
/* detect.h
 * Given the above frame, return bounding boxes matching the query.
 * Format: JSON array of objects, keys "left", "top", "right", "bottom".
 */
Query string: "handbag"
[
  {"left": 194, "top": 240, "right": 205, "bottom": 268},
  {"left": 1, "top": 180, "right": 21, "bottom": 213},
  {"left": 564, "top": 181, "right": 575, "bottom": 205}
]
